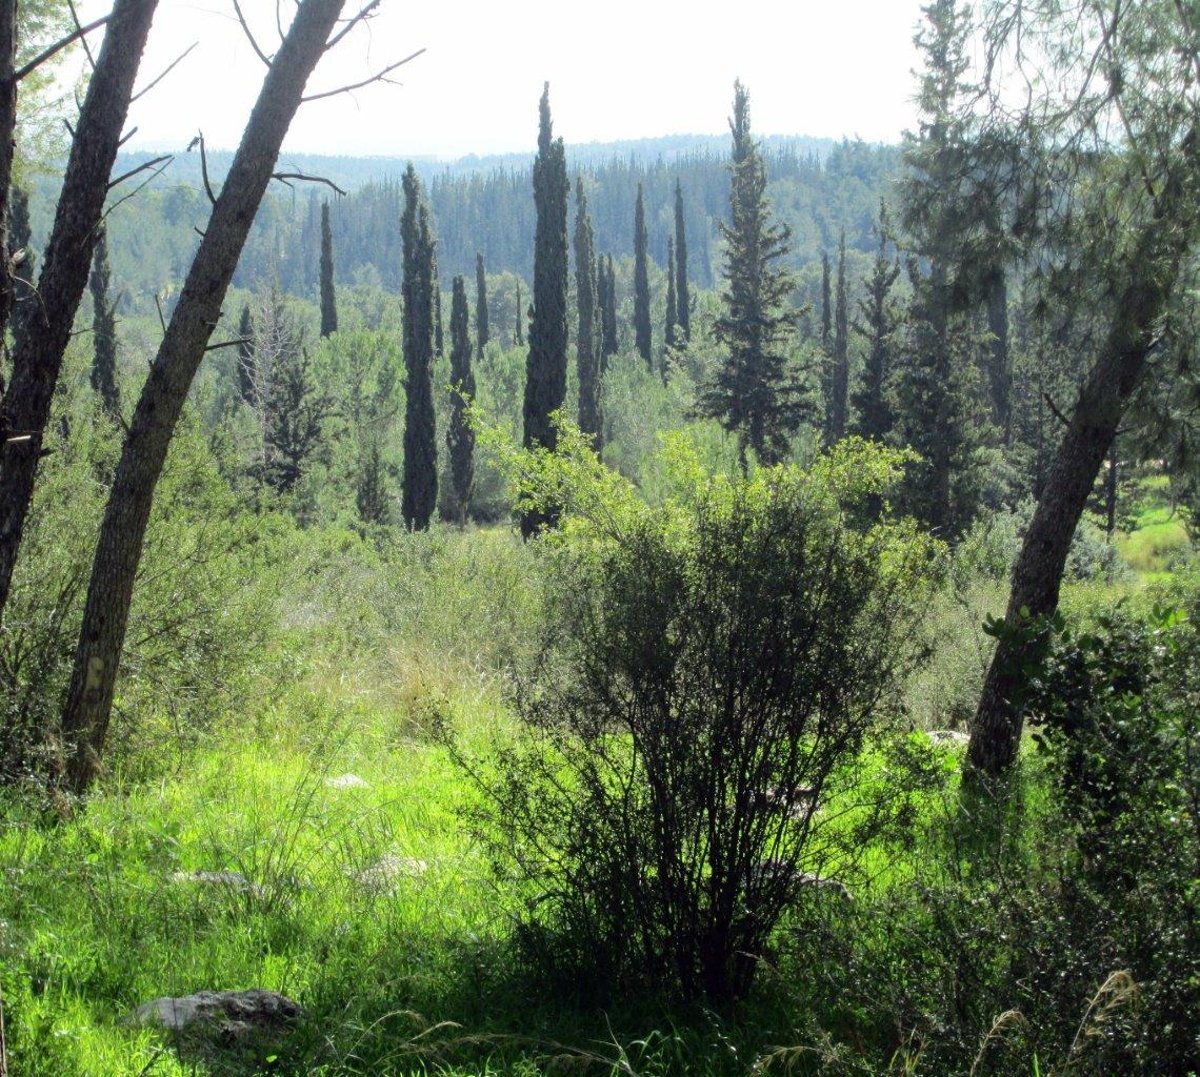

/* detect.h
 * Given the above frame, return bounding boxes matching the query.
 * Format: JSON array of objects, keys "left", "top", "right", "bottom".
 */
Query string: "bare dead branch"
[
  {"left": 271, "top": 171, "right": 346, "bottom": 196},
  {"left": 153, "top": 292, "right": 167, "bottom": 335},
  {"left": 325, "top": 0, "right": 381, "bottom": 50},
  {"left": 232, "top": 0, "right": 273, "bottom": 67},
  {"left": 104, "top": 157, "right": 172, "bottom": 220},
  {"left": 13, "top": 14, "right": 109, "bottom": 81},
  {"left": 118, "top": 125, "right": 139, "bottom": 148},
  {"left": 301, "top": 47, "right": 425, "bottom": 103},
  {"left": 108, "top": 154, "right": 172, "bottom": 191},
  {"left": 131, "top": 42, "right": 198, "bottom": 104},
  {"left": 62, "top": 118, "right": 75, "bottom": 139},
  {"left": 1042, "top": 392, "right": 1071, "bottom": 427},
  {"left": 64, "top": 0, "right": 97, "bottom": 72},
  {"left": 205, "top": 337, "right": 251, "bottom": 352},
  {"left": 187, "top": 133, "right": 218, "bottom": 206}
]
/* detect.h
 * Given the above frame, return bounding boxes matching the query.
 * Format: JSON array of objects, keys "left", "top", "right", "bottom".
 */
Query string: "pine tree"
[
  {"left": 521, "top": 82, "right": 570, "bottom": 538},
  {"left": 850, "top": 202, "right": 902, "bottom": 441},
  {"left": 664, "top": 236, "right": 678, "bottom": 375},
  {"left": 674, "top": 178, "right": 690, "bottom": 342},
  {"left": 894, "top": 0, "right": 981, "bottom": 536},
  {"left": 475, "top": 252, "right": 489, "bottom": 361},
  {"left": 236, "top": 305, "right": 256, "bottom": 406},
  {"left": 401, "top": 163, "right": 438, "bottom": 530},
  {"left": 697, "top": 81, "right": 804, "bottom": 469},
  {"left": 574, "top": 176, "right": 602, "bottom": 444},
  {"left": 319, "top": 200, "right": 337, "bottom": 337},
  {"left": 447, "top": 274, "right": 476, "bottom": 524},
  {"left": 88, "top": 226, "right": 120, "bottom": 419},
  {"left": 633, "top": 182, "right": 652, "bottom": 366},
  {"left": 829, "top": 231, "right": 849, "bottom": 442}
]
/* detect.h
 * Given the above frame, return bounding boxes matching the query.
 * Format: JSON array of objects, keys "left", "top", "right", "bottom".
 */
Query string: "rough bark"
[
  {"left": 0, "top": 0, "right": 157, "bottom": 622},
  {"left": 968, "top": 166, "right": 1195, "bottom": 778},
  {"left": 60, "top": 0, "right": 348, "bottom": 794},
  {"left": 0, "top": 0, "right": 17, "bottom": 352}
]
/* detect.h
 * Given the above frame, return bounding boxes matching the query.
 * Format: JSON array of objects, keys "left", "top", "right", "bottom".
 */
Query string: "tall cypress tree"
[
  {"left": 88, "top": 226, "right": 120, "bottom": 420},
  {"left": 674, "top": 178, "right": 690, "bottom": 342},
  {"left": 514, "top": 279, "right": 524, "bottom": 346},
  {"left": 475, "top": 252, "right": 489, "bottom": 361},
  {"left": 236, "top": 305, "right": 256, "bottom": 406},
  {"left": 433, "top": 255, "right": 444, "bottom": 358},
  {"left": 850, "top": 202, "right": 902, "bottom": 441},
  {"left": 600, "top": 254, "right": 618, "bottom": 365},
  {"left": 633, "top": 183, "right": 652, "bottom": 366},
  {"left": 401, "top": 163, "right": 438, "bottom": 530},
  {"left": 664, "top": 236, "right": 678, "bottom": 375},
  {"left": 319, "top": 200, "right": 337, "bottom": 337},
  {"left": 521, "top": 82, "right": 570, "bottom": 538},
  {"left": 829, "top": 231, "right": 849, "bottom": 442},
  {"left": 447, "top": 274, "right": 476, "bottom": 524},
  {"left": 697, "top": 81, "right": 803, "bottom": 469},
  {"left": 574, "top": 176, "right": 602, "bottom": 444},
  {"left": 819, "top": 250, "right": 833, "bottom": 442}
]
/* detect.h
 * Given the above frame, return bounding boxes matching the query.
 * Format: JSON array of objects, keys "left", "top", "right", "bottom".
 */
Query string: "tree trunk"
[
  {"left": 0, "top": 0, "right": 18, "bottom": 355},
  {"left": 968, "top": 168, "right": 1195, "bottom": 778},
  {"left": 60, "top": 0, "right": 348, "bottom": 795},
  {"left": 0, "top": 0, "right": 157, "bottom": 621}
]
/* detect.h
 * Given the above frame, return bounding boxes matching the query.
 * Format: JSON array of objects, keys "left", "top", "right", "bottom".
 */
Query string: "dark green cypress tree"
[
  {"left": 433, "top": 255, "right": 444, "bottom": 358},
  {"left": 521, "top": 82, "right": 570, "bottom": 538},
  {"left": 88, "top": 226, "right": 120, "bottom": 419},
  {"left": 633, "top": 183, "right": 652, "bottom": 366},
  {"left": 475, "top": 252, "right": 489, "bottom": 361},
  {"left": 819, "top": 250, "right": 833, "bottom": 442},
  {"left": 696, "top": 81, "right": 804, "bottom": 469},
  {"left": 674, "top": 178, "right": 690, "bottom": 342},
  {"left": 319, "top": 201, "right": 337, "bottom": 337},
  {"left": 401, "top": 163, "right": 438, "bottom": 530},
  {"left": 850, "top": 202, "right": 902, "bottom": 441},
  {"left": 600, "top": 254, "right": 619, "bottom": 365},
  {"left": 236, "top": 305, "right": 256, "bottom": 406},
  {"left": 447, "top": 274, "right": 476, "bottom": 524},
  {"left": 664, "top": 236, "right": 678, "bottom": 375},
  {"left": 574, "top": 177, "right": 602, "bottom": 444},
  {"left": 829, "top": 231, "right": 849, "bottom": 442}
]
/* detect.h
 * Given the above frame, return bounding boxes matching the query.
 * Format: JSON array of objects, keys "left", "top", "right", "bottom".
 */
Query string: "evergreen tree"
[
  {"left": 521, "top": 82, "right": 570, "bottom": 538},
  {"left": 433, "top": 255, "right": 444, "bottom": 358},
  {"left": 88, "top": 225, "right": 120, "bottom": 419},
  {"left": 319, "top": 200, "right": 337, "bottom": 337},
  {"left": 475, "top": 252, "right": 489, "bottom": 360},
  {"left": 697, "top": 81, "right": 804, "bottom": 469},
  {"left": 664, "top": 236, "right": 678, "bottom": 372},
  {"left": 236, "top": 305, "right": 256, "bottom": 406},
  {"left": 260, "top": 341, "right": 331, "bottom": 494},
  {"left": 574, "top": 176, "right": 602, "bottom": 443},
  {"left": 633, "top": 182, "right": 652, "bottom": 366},
  {"left": 850, "top": 202, "right": 902, "bottom": 441},
  {"left": 819, "top": 250, "right": 832, "bottom": 441},
  {"left": 600, "top": 254, "right": 618, "bottom": 365},
  {"left": 674, "top": 178, "right": 690, "bottom": 342},
  {"left": 356, "top": 436, "right": 387, "bottom": 524},
  {"left": 514, "top": 279, "right": 524, "bottom": 346},
  {"left": 401, "top": 163, "right": 438, "bottom": 530},
  {"left": 829, "top": 231, "right": 849, "bottom": 442},
  {"left": 894, "top": 0, "right": 981, "bottom": 536},
  {"left": 447, "top": 274, "right": 476, "bottom": 524}
]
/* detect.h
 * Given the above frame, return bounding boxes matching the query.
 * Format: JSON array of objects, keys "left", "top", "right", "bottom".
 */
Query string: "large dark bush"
[{"left": 457, "top": 433, "right": 936, "bottom": 1002}]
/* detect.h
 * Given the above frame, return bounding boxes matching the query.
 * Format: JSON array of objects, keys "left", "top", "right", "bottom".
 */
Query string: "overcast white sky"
[{"left": 75, "top": 0, "right": 929, "bottom": 157}]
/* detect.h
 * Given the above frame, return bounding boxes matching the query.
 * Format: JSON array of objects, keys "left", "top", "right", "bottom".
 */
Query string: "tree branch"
[
  {"left": 13, "top": 14, "right": 109, "bottom": 81},
  {"left": 271, "top": 171, "right": 346, "bottom": 196},
  {"left": 325, "top": 0, "right": 382, "bottom": 50},
  {"left": 1042, "top": 391, "right": 1071, "bottom": 427},
  {"left": 301, "top": 48, "right": 424, "bottom": 102},
  {"left": 64, "top": 0, "right": 97, "bottom": 72},
  {"left": 188, "top": 133, "right": 218, "bottom": 205},
  {"left": 104, "top": 157, "right": 173, "bottom": 220},
  {"left": 231, "top": 0, "right": 273, "bottom": 67},
  {"left": 108, "top": 154, "right": 172, "bottom": 191},
  {"left": 131, "top": 42, "right": 198, "bottom": 104}
]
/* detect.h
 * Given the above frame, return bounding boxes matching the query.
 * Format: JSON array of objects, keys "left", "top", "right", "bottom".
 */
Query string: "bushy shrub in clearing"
[{"left": 455, "top": 430, "right": 938, "bottom": 1002}]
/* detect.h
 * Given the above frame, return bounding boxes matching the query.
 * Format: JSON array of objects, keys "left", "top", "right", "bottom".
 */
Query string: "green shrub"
[{"left": 455, "top": 433, "right": 938, "bottom": 1003}]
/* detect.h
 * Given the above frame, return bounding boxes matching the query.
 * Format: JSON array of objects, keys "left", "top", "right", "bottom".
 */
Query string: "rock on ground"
[{"left": 130, "top": 988, "right": 303, "bottom": 1040}]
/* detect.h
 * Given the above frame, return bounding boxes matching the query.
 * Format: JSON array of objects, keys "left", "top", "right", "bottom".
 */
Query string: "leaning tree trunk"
[
  {"left": 0, "top": 0, "right": 18, "bottom": 351},
  {"left": 60, "top": 0, "right": 348, "bottom": 795},
  {"left": 0, "top": 0, "right": 158, "bottom": 621},
  {"left": 968, "top": 159, "right": 1196, "bottom": 779}
]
